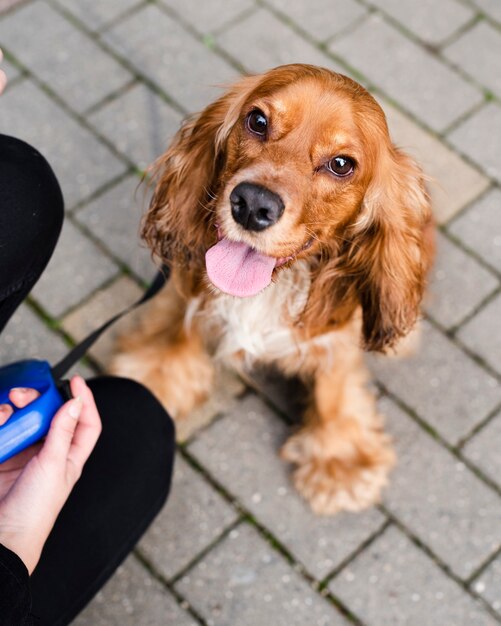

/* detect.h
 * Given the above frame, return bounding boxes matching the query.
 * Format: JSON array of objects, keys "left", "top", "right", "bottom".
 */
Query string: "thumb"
[{"left": 39, "top": 396, "right": 83, "bottom": 464}]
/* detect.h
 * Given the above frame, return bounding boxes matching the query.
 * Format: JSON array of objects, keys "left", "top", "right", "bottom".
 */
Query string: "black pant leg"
[
  {"left": 29, "top": 376, "right": 175, "bottom": 626},
  {"left": 0, "top": 134, "right": 64, "bottom": 332}
]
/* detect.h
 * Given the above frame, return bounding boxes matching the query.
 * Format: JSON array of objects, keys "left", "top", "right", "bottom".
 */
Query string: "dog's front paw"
[{"left": 281, "top": 426, "right": 396, "bottom": 515}]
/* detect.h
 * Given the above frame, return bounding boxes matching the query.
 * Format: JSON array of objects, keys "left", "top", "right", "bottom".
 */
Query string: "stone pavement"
[{"left": 1, "top": 0, "right": 501, "bottom": 623}]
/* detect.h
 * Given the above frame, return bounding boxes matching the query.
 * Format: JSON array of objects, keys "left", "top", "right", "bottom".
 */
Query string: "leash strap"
[{"left": 52, "top": 266, "right": 170, "bottom": 380}]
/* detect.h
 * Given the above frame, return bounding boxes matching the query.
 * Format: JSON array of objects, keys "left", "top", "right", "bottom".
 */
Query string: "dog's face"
[
  {"left": 215, "top": 76, "right": 374, "bottom": 264},
  {"left": 144, "top": 65, "right": 433, "bottom": 351}
]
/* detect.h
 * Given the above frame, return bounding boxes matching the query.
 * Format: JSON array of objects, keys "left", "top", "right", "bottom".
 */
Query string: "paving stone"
[
  {"left": 175, "top": 523, "right": 346, "bottom": 626},
  {"left": 2, "top": 57, "right": 20, "bottom": 82},
  {"left": 102, "top": 4, "right": 238, "bottom": 112},
  {"left": 88, "top": 83, "right": 182, "bottom": 170},
  {"left": 457, "top": 293, "right": 501, "bottom": 375},
  {"left": 53, "top": 0, "right": 141, "bottom": 31},
  {"left": 73, "top": 555, "right": 197, "bottom": 626},
  {"left": 61, "top": 275, "right": 143, "bottom": 368},
  {"left": 32, "top": 219, "right": 118, "bottom": 317},
  {"left": 368, "top": 321, "right": 501, "bottom": 445},
  {"left": 383, "top": 100, "right": 489, "bottom": 224},
  {"left": 176, "top": 364, "right": 246, "bottom": 442},
  {"left": 265, "top": 0, "right": 367, "bottom": 41},
  {"left": 189, "top": 394, "right": 387, "bottom": 579},
  {"left": 330, "top": 14, "right": 483, "bottom": 132},
  {"left": 0, "top": 80, "right": 127, "bottom": 209},
  {"left": 473, "top": 553, "right": 501, "bottom": 615},
  {"left": 381, "top": 396, "right": 501, "bottom": 579},
  {"left": 424, "top": 231, "right": 498, "bottom": 329},
  {"left": 472, "top": 0, "right": 501, "bottom": 23},
  {"left": 75, "top": 175, "right": 155, "bottom": 282},
  {"left": 161, "top": 0, "right": 254, "bottom": 33},
  {"left": 369, "top": 0, "right": 474, "bottom": 45},
  {"left": 0, "top": 1, "right": 131, "bottom": 113},
  {"left": 449, "top": 187, "right": 501, "bottom": 273},
  {"left": 463, "top": 411, "right": 501, "bottom": 487},
  {"left": 0, "top": 304, "right": 71, "bottom": 365},
  {"left": 448, "top": 102, "right": 501, "bottom": 184},
  {"left": 0, "top": 304, "right": 94, "bottom": 377},
  {"left": 330, "top": 525, "right": 496, "bottom": 626},
  {"left": 444, "top": 21, "right": 501, "bottom": 99},
  {"left": 217, "top": 7, "right": 346, "bottom": 74},
  {"left": 138, "top": 454, "right": 239, "bottom": 580}
]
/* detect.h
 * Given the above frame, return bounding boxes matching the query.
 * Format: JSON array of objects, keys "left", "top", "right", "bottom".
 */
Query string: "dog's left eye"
[
  {"left": 326, "top": 156, "right": 355, "bottom": 177},
  {"left": 246, "top": 109, "right": 268, "bottom": 137}
]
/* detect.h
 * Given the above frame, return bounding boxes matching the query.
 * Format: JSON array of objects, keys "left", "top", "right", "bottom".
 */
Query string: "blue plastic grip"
[{"left": 0, "top": 360, "right": 65, "bottom": 464}]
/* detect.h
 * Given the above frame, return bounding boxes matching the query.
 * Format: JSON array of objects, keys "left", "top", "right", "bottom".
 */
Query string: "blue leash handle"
[{"left": 0, "top": 360, "right": 65, "bottom": 464}]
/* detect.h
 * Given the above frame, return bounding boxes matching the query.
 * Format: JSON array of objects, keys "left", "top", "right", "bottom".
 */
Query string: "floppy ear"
[
  {"left": 346, "top": 147, "right": 433, "bottom": 351},
  {"left": 142, "top": 75, "right": 263, "bottom": 268},
  {"left": 303, "top": 146, "right": 433, "bottom": 353}
]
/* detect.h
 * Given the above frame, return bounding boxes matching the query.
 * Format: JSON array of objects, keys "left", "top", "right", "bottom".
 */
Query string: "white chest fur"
[{"left": 187, "top": 260, "right": 313, "bottom": 365}]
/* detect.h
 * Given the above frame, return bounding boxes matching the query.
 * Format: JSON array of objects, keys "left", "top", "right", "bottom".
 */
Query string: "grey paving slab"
[
  {"left": 217, "top": 7, "right": 346, "bottom": 75},
  {"left": 73, "top": 555, "right": 197, "bottom": 626},
  {"left": 424, "top": 230, "right": 498, "bottom": 329},
  {"left": 448, "top": 102, "right": 501, "bottom": 184},
  {"left": 330, "top": 14, "right": 483, "bottom": 132},
  {"left": 161, "top": 0, "right": 254, "bottom": 34},
  {"left": 189, "top": 394, "right": 387, "bottom": 580},
  {"left": 444, "top": 21, "right": 501, "bottom": 99},
  {"left": 32, "top": 219, "right": 118, "bottom": 317},
  {"left": 75, "top": 175, "right": 156, "bottom": 282},
  {"left": 449, "top": 187, "right": 501, "bottom": 273},
  {"left": 369, "top": 0, "right": 474, "bottom": 45},
  {"left": 88, "top": 82, "right": 182, "bottom": 170},
  {"left": 383, "top": 101, "right": 490, "bottom": 224},
  {"left": 330, "top": 526, "right": 497, "bottom": 626},
  {"left": 368, "top": 321, "right": 501, "bottom": 445},
  {"left": 265, "top": 0, "right": 367, "bottom": 41},
  {"left": 138, "top": 454, "right": 239, "bottom": 581},
  {"left": 381, "top": 396, "right": 501, "bottom": 580},
  {"left": 0, "top": 304, "right": 70, "bottom": 365},
  {"left": 471, "top": 0, "right": 501, "bottom": 24},
  {"left": 0, "top": 1, "right": 131, "bottom": 113},
  {"left": 0, "top": 304, "right": 94, "bottom": 378},
  {"left": 53, "top": 0, "right": 141, "bottom": 31},
  {"left": 0, "top": 80, "right": 127, "bottom": 209},
  {"left": 175, "top": 523, "right": 347, "bottom": 626},
  {"left": 473, "top": 554, "right": 501, "bottom": 615},
  {"left": 102, "top": 4, "right": 238, "bottom": 113},
  {"left": 2, "top": 57, "right": 20, "bottom": 82},
  {"left": 463, "top": 411, "right": 501, "bottom": 488},
  {"left": 457, "top": 293, "right": 501, "bottom": 375}
]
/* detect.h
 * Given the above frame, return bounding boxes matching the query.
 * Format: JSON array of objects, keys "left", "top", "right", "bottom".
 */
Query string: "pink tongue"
[{"left": 205, "top": 237, "right": 276, "bottom": 297}]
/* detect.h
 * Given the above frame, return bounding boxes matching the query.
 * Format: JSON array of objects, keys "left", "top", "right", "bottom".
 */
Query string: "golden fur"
[{"left": 111, "top": 65, "right": 434, "bottom": 515}]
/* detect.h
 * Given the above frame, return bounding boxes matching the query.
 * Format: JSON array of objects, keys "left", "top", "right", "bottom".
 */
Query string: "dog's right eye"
[{"left": 246, "top": 109, "right": 268, "bottom": 137}]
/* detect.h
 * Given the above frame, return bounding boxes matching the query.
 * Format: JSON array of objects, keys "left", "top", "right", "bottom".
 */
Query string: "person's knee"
[
  {"left": 87, "top": 375, "right": 176, "bottom": 501},
  {"left": 0, "top": 135, "right": 64, "bottom": 249}
]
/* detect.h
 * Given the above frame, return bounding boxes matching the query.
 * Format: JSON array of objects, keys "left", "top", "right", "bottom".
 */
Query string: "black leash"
[{"left": 52, "top": 266, "right": 170, "bottom": 380}]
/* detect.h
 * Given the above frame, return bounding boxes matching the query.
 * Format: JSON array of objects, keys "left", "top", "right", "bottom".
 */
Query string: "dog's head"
[{"left": 144, "top": 64, "right": 433, "bottom": 351}]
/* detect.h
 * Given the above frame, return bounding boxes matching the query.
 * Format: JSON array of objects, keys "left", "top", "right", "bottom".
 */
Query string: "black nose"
[{"left": 230, "top": 182, "right": 285, "bottom": 232}]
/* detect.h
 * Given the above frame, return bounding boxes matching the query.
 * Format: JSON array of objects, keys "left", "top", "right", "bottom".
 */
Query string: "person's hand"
[
  {"left": 0, "top": 376, "right": 102, "bottom": 574},
  {"left": 0, "top": 48, "right": 7, "bottom": 95}
]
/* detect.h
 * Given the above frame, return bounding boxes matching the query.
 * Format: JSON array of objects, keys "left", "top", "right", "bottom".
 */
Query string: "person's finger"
[
  {"left": 9, "top": 387, "right": 40, "bottom": 408},
  {"left": 66, "top": 376, "right": 101, "bottom": 469},
  {"left": 0, "top": 442, "right": 42, "bottom": 471},
  {"left": 39, "top": 396, "right": 83, "bottom": 465},
  {"left": 0, "top": 403, "right": 13, "bottom": 425}
]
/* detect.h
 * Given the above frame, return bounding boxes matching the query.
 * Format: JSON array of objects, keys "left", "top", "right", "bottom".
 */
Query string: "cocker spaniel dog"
[{"left": 112, "top": 64, "right": 434, "bottom": 515}]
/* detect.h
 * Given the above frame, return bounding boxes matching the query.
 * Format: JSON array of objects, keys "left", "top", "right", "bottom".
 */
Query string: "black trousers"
[{"left": 0, "top": 135, "right": 175, "bottom": 625}]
